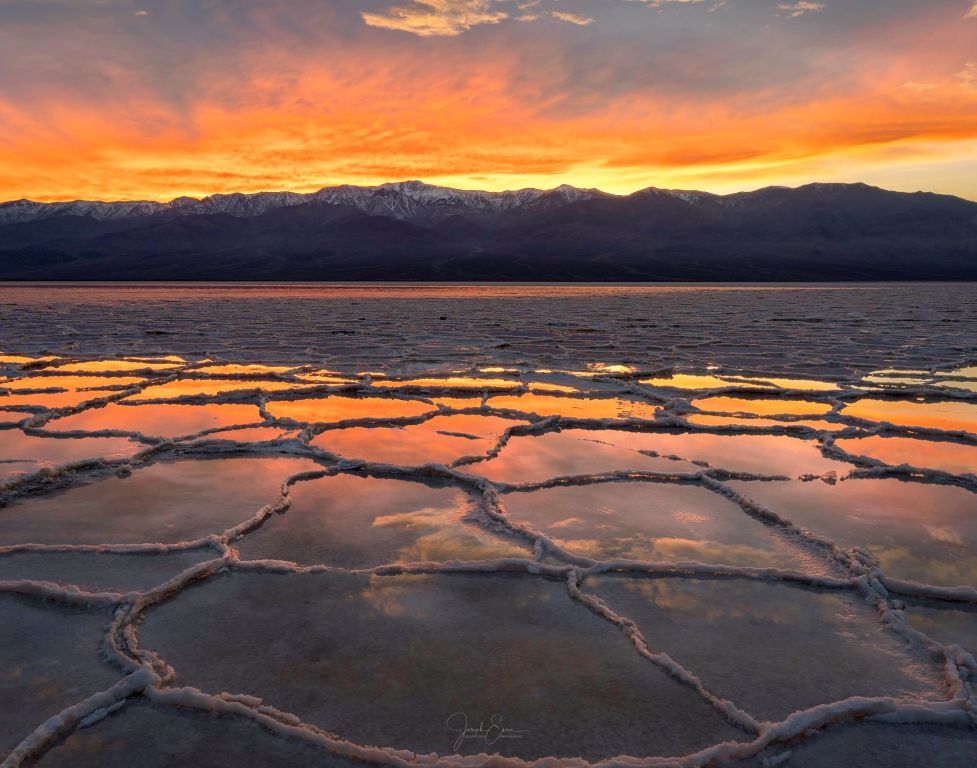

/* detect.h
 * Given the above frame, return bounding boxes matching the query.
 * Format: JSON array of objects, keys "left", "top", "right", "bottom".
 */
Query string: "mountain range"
[{"left": 1, "top": 180, "right": 976, "bottom": 280}]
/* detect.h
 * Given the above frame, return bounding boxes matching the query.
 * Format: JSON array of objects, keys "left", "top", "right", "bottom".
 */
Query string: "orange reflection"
[
  {"left": 294, "top": 373, "right": 356, "bottom": 385},
  {"left": 722, "top": 376, "right": 839, "bottom": 392},
  {"left": 0, "top": 457, "right": 316, "bottom": 546},
  {"left": 2, "top": 375, "right": 145, "bottom": 391},
  {"left": 728, "top": 478, "right": 977, "bottom": 589},
  {"left": 266, "top": 396, "right": 435, "bottom": 423},
  {"left": 842, "top": 399, "right": 977, "bottom": 432},
  {"left": 0, "top": 432, "right": 140, "bottom": 482},
  {"left": 640, "top": 375, "right": 750, "bottom": 390},
  {"left": 372, "top": 377, "right": 520, "bottom": 390},
  {"left": 487, "top": 393, "right": 658, "bottom": 420},
  {"left": 527, "top": 382, "right": 580, "bottom": 394},
  {"left": 52, "top": 360, "right": 184, "bottom": 373},
  {"left": 502, "top": 482, "right": 797, "bottom": 568},
  {"left": 46, "top": 402, "right": 264, "bottom": 437},
  {"left": 433, "top": 397, "right": 485, "bottom": 410},
  {"left": 0, "top": 390, "right": 117, "bottom": 409},
  {"left": 312, "top": 414, "right": 522, "bottom": 465},
  {"left": 126, "top": 378, "right": 302, "bottom": 401},
  {"left": 836, "top": 435, "right": 977, "bottom": 476},
  {"left": 195, "top": 426, "right": 298, "bottom": 442},
  {"left": 686, "top": 414, "right": 840, "bottom": 432},
  {"left": 0, "top": 355, "right": 58, "bottom": 365},
  {"left": 236, "top": 474, "right": 527, "bottom": 567},
  {"left": 582, "top": 430, "right": 850, "bottom": 477},
  {"left": 473, "top": 430, "right": 697, "bottom": 484},
  {"left": 195, "top": 363, "right": 296, "bottom": 376},
  {"left": 692, "top": 397, "right": 832, "bottom": 417}
]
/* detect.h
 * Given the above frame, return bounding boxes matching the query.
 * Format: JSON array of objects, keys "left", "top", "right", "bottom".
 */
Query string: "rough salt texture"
[
  {"left": 1, "top": 283, "right": 976, "bottom": 375},
  {"left": 1, "top": 284, "right": 977, "bottom": 767}
]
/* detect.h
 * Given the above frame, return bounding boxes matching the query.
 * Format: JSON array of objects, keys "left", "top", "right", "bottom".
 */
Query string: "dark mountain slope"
[{"left": 1, "top": 182, "right": 975, "bottom": 280}]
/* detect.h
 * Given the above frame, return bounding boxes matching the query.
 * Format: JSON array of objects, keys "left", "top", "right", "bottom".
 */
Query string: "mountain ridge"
[
  {"left": 1, "top": 181, "right": 975, "bottom": 281},
  {"left": 0, "top": 180, "right": 618, "bottom": 225},
  {"left": 10, "top": 180, "right": 964, "bottom": 225}
]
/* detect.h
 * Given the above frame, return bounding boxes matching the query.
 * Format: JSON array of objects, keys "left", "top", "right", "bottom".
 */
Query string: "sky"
[{"left": 1, "top": 0, "right": 976, "bottom": 202}]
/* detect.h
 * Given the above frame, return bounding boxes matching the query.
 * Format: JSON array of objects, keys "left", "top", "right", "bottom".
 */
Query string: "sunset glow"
[{"left": 2, "top": 0, "right": 977, "bottom": 201}]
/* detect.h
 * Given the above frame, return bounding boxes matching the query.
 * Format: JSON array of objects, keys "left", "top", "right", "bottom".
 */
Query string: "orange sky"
[{"left": 1, "top": 0, "right": 976, "bottom": 202}]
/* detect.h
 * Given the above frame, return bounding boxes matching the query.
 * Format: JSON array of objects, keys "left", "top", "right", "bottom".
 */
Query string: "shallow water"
[{"left": 1, "top": 283, "right": 976, "bottom": 766}]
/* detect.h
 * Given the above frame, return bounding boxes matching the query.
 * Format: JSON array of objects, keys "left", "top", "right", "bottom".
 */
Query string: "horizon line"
[{"left": 5, "top": 179, "right": 976, "bottom": 208}]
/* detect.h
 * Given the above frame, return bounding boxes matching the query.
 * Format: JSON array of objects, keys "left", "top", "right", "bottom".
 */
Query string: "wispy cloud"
[
  {"left": 961, "top": 62, "right": 977, "bottom": 89},
  {"left": 778, "top": 2, "right": 825, "bottom": 18},
  {"left": 967, "top": 1, "right": 977, "bottom": 18},
  {"left": 362, "top": 0, "right": 507, "bottom": 37},
  {"left": 361, "top": 0, "right": 596, "bottom": 36},
  {"left": 550, "top": 10, "right": 594, "bottom": 26}
]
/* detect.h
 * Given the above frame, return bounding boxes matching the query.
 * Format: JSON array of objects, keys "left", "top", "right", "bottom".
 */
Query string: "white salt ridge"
[{"left": 0, "top": 357, "right": 976, "bottom": 766}]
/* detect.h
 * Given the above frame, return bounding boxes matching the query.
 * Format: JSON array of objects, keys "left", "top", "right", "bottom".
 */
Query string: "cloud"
[
  {"left": 550, "top": 10, "right": 594, "bottom": 26},
  {"left": 362, "top": 0, "right": 596, "bottom": 35},
  {"left": 362, "top": 0, "right": 507, "bottom": 36},
  {"left": 628, "top": 0, "right": 715, "bottom": 10},
  {"left": 961, "top": 62, "right": 977, "bottom": 89},
  {"left": 1, "top": 0, "right": 977, "bottom": 202},
  {"left": 968, "top": 1, "right": 977, "bottom": 18},
  {"left": 778, "top": 1, "right": 825, "bottom": 17}
]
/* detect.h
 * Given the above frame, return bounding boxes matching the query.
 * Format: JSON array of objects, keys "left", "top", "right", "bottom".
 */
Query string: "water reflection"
[
  {"left": 266, "top": 396, "right": 435, "bottom": 423},
  {"left": 581, "top": 430, "right": 849, "bottom": 477},
  {"left": 51, "top": 359, "right": 183, "bottom": 373},
  {"left": 1, "top": 375, "right": 144, "bottom": 391},
  {"left": 0, "top": 457, "right": 316, "bottom": 545},
  {"left": 194, "top": 363, "right": 296, "bottom": 376},
  {"left": 372, "top": 377, "right": 520, "bottom": 390},
  {"left": 472, "top": 430, "right": 698, "bottom": 484},
  {"left": 126, "top": 378, "right": 302, "bottom": 401},
  {"left": 591, "top": 577, "right": 941, "bottom": 722},
  {"left": 685, "top": 414, "right": 840, "bottom": 431},
  {"left": 691, "top": 397, "right": 832, "bottom": 417},
  {"left": 0, "top": 596, "right": 122, "bottom": 757},
  {"left": 728, "top": 479, "right": 977, "bottom": 588},
  {"left": 236, "top": 474, "right": 527, "bottom": 567},
  {"left": 836, "top": 435, "right": 977, "bottom": 476},
  {"left": 0, "top": 390, "right": 120, "bottom": 409},
  {"left": 45, "top": 402, "right": 264, "bottom": 438},
  {"left": 842, "top": 398, "right": 977, "bottom": 432},
  {"left": 903, "top": 600, "right": 977, "bottom": 659},
  {"left": 502, "top": 482, "right": 800, "bottom": 568},
  {"left": 0, "top": 432, "right": 140, "bottom": 483},
  {"left": 722, "top": 375, "right": 839, "bottom": 392},
  {"left": 486, "top": 393, "right": 658, "bottom": 420},
  {"left": 640, "top": 374, "right": 756, "bottom": 390},
  {"left": 311, "top": 414, "right": 523, "bottom": 465},
  {"left": 141, "top": 571, "right": 742, "bottom": 759}
]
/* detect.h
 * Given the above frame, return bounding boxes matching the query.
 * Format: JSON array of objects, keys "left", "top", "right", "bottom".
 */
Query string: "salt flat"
[
  {"left": 1, "top": 282, "right": 976, "bottom": 374},
  {"left": 1, "top": 283, "right": 976, "bottom": 767}
]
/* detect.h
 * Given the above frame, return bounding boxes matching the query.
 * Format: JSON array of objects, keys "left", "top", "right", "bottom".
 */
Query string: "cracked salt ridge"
[
  {"left": 140, "top": 571, "right": 749, "bottom": 760},
  {"left": 34, "top": 402, "right": 268, "bottom": 442},
  {"left": 0, "top": 594, "right": 122, "bottom": 759},
  {"left": 234, "top": 473, "right": 530, "bottom": 568},
  {"left": 497, "top": 481, "right": 824, "bottom": 573},
  {"left": 724, "top": 478, "right": 977, "bottom": 592},
  {"left": 585, "top": 576, "right": 945, "bottom": 723},
  {"left": 0, "top": 456, "right": 316, "bottom": 547},
  {"left": 1, "top": 362, "right": 974, "bottom": 762}
]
